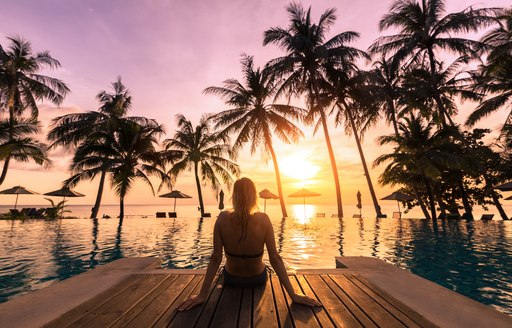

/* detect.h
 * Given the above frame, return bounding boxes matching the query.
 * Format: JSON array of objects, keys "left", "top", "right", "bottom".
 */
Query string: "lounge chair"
[
  {"left": 480, "top": 214, "right": 494, "bottom": 221},
  {"left": 26, "top": 208, "right": 37, "bottom": 217},
  {"left": 202, "top": 213, "right": 211, "bottom": 217},
  {"left": 446, "top": 213, "right": 461, "bottom": 219},
  {"left": 316, "top": 213, "right": 326, "bottom": 218},
  {"left": 352, "top": 214, "right": 362, "bottom": 218},
  {"left": 156, "top": 212, "right": 166, "bottom": 218},
  {"left": 9, "top": 209, "right": 21, "bottom": 216},
  {"left": 331, "top": 214, "right": 339, "bottom": 218},
  {"left": 31, "top": 208, "right": 46, "bottom": 219},
  {"left": 392, "top": 212, "right": 401, "bottom": 219},
  {"left": 168, "top": 212, "right": 177, "bottom": 218},
  {"left": 20, "top": 208, "right": 30, "bottom": 216}
]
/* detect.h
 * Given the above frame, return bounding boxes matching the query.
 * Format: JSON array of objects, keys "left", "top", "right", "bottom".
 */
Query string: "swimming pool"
[{"left": 1, "top": 211, "right": 511, "bottom": 315}]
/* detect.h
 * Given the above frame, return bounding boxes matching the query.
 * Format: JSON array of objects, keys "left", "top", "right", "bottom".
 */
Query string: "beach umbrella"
[
  {"left": 218, "top": 190, "right": 225, "bottom": 210},
  {"left": 159, "top": 190, "right": 192, "bottom": 212},
  {"left": 259, "top": 189, "right": 278, "bottom": 213},
  {"left": 0, "top": 185, "right": 39, "bottom": 209},
  {"left": 381, "top": 191, "right": 414, "bottom": 215},
  {"left": 495, "top": 181, "right": 512, "bottom": 191},
  {"left": 44, "top": 187, "right": 85, "bottom": 203},
  {"left": 356, "top": 190, "right": 362, "bottom": 217},
  {"left": 505, "top": 195, "right": 512, "bottom": 200},
  {"left": 289, "top": 188, "right": 321, "bottom": 217}
]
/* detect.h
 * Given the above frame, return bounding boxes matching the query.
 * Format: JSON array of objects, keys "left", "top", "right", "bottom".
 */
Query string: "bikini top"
[{"left": 225, "top": 250, "right": 264, "bottom": 259}]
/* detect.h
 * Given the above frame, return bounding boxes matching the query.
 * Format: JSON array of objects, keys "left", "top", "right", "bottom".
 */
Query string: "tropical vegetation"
[{"left": 2, "top": 1, "right": 512, "bottom": 221}]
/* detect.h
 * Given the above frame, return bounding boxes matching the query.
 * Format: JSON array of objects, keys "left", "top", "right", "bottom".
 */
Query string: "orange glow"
[{"left": 279, "top": 151, "right": 320, "bottom": 186}]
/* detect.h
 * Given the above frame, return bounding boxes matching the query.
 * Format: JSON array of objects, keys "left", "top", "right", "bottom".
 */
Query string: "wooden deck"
[{"left": 44, "top": 273, "right": 438, "bottom": 328}]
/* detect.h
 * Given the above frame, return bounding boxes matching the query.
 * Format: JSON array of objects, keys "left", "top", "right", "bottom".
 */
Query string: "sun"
[{"left": 279, "top": 151, "right": 320, "bottom": 182}]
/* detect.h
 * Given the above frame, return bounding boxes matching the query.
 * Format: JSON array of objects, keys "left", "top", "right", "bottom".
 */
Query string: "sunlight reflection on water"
[{"left": 1, "top": 206, "right": 512, "bottom": 314}]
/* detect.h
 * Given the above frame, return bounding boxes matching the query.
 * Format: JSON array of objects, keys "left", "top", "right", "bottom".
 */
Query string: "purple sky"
[{"left": 1, "top": 0, "right": 510, "bottom": 208}]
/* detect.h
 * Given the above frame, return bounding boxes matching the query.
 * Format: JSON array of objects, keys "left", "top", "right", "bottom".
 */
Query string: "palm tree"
[
  {"left": 263, "top": 2, "right": 367, "bottom": 217},
  {"left": 205, "top": 55, "right": 305, "bottom": 218},
  {"left": 322, "top": 67, "right": 384, "bottom": 218},
  {"left": 369, "top": 0, "right": 494, "bottom": 126},
  {"left": 0, "top": 117, "right": 50, "bottom": 183},
  {"left": 0, "top": 36, "right": 69, "bottom": 184},
  {"left": 467, "top": 8, "right": 512, "bottom": 134},
  {"left": 375, "top": 115, "right": 465, "bottom": 220},
  {"left": 66, "top": 119, "right": 168, "bottom": 222},
  {"left": 163, "top": 114, "right": 240, "bottom": 217},
  {"left": 48, "top": 78, "right": 138, "bottom": 218}
]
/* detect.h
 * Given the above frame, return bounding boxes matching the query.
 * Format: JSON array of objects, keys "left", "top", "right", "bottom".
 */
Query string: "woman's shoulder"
[{"left": 252, "top": 211, "right": 271, "bottom": 223}]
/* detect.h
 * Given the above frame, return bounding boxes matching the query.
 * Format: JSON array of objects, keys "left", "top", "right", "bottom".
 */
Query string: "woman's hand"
[
  {"left": 178, "top": 294, "right": 206, "bottom": 311},
  {"left": 291, "top": 292, "right": 322, "bottom": 307}
]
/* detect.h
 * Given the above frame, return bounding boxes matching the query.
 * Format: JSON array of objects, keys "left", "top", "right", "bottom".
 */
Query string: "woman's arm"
[
  {"left": 264, "top": 215, "right": 321, "bottom": 307},
  {"left": 178, "top": 218, "right": 223, "bottom": 311}
]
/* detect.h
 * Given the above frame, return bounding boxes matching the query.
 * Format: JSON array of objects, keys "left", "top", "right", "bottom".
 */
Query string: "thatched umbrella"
[
  {"left": 159, "top": 190, "right": 192, "bottom": 212},
  {"left": 289, "top": 188, "right": 321, "bottom": 218},
  {"left": 0, "top": 185, "right": 39, "bottom": 209},
  {"left": 496, "top": 181, "right": 512, "bottom": 191},
  {"left": 44, "top": 187, "right": 85, "bottom": 203},
  {"left": 259, "top": 189, "right": 278, "bottom": 213},
  {"left": 381, "top": 191, "right": 414, "bottom": 216}
]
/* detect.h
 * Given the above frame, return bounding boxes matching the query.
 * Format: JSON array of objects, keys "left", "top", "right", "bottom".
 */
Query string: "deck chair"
[
  {"left": 480, "top": 214, "right": 494, "bottom": 221},
  {"left": 9, "top": 209, "right": 21, "bottom": 216},
  {"left": 446, "top": 213, "right": 461, "bottom": 219},
  {"left": 168, "top": 212, "right": 177, "bottom": 218},
  {"left": 26, "top": 208, "right": 37, "bottom": 217},
  {"left": 316, "top": 213, "right": 326, "bottom": 218},
  {"left": 352, "top": 214, "right": 362, "bottom": 218},
  {"left": 156, "top": 212, "right": 166, "bottom": 218},
  {"left": 202, "top": 213, "right": 211, "bottom": 218},
  {"left": 331, "top": 214, "right": 339, "bottom": 218},
  {"left": 392, "top": 212, "right": 401, "bottom": 219},
  {"left": 32, "top": 208, "right": 46, "bottom": 219}
]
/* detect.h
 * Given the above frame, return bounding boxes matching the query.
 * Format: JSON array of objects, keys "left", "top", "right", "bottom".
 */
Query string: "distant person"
[{"left": 178, "top": 177, "right": 321, "bottom": 311}]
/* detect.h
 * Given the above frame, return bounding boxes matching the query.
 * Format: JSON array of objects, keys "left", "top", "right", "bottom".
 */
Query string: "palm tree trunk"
[
  {"left": 90, "top": 169, "right": 107, "bottom": 219},
  {"left": 344, "top": 104, "right": 383, "bottom": 218},
  {"left": 319, "top": 110, "right": 344, "bottom": 217},
  {"left": 0, "top": 156, "right": 11, "bottom": 185},
  {"left": 387, "top": 100, "right": 400, "bottom": 137},
  {"left": 265, "top": 134, "right": 288, "bottom": 218},
  {"left": 412, "top": 185, "right": 431, "bottom": 220},
  {"left": 119, "top": 197, "right": 124, "bottom": 223},
  {"left": 194, "top": 161, "right": 205, "bottom": 216},
  {"left": 484, "top": 175, "right": 509, "bottom": 220},
  {"left": 457, "top": 180, "right": 473, "bottom": 219},
  {"left": 423, "top": 177, "right": 437, "bottom": 221}
]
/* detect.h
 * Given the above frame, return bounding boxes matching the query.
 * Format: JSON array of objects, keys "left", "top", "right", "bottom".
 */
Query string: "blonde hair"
[{"left": 231, "top": 177, "right": 258, "bottom": 241}]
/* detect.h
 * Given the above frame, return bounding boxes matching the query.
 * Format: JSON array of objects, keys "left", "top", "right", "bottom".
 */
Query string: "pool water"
[{"left": 1, "top": 212, "right": 511, "bottom": 315}]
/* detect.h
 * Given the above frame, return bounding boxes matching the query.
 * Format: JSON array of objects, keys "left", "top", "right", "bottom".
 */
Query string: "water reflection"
[
  {"left": 0, "top": 217, "right": 511, "bottom": 314},
  {"left": 291, "top": 204, "right": 315, "bottom": 224}
]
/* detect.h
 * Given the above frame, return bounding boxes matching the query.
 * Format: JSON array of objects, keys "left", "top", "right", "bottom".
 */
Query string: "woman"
[{"left": 178, "top": 177, "right": 321, "bottom": 311}]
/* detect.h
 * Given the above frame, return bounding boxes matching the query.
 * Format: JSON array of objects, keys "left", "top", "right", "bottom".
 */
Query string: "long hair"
[{"left": 232, "top": 177, "right": 258, "bottom": 241}]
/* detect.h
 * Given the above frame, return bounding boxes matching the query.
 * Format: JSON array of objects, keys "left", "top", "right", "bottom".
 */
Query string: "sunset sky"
[{"left": 1, "top": 0, "right": 510, "bottom": 209}]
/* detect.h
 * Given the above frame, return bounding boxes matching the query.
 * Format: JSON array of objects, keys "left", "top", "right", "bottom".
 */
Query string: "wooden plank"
[
  {"left": 43, "top": 274, "right": 144, "bottom": 328},
  {"left": 122, "top": 274, "right": 197, "bottom": 328},
  {"left": 352, "top": 275, "right": 439, "bottom": 328},
  {"left": 253, "top": 278, "right": 279, "bottom": 327},
  {"left": 69, "top": 274, "right": 168, "bottom": 328},
  {"left": 164, "top": 275, "right": 206, "bottom": 328},
  {"left": 345, "top": 275, "right": 423, "bottom": 328},
  {"left": 209, "top": 286, "right": 243, "bottom": 328},
  {"left": 296, "top": 275, "right": 335, "bottom": 328},
  {"left": 153, "top": 275, "right": 204, "bottom": 328},
  {"left": 237, "top": 287, "right": 252, "bottom": 328},
  {"left": 286, "top": 276, "right": 321, "bottom": 328},
  {"left": 189, "top": 275, "right": 225, "bottom": 327},
  {"left": 270, "top": 275, "right": 293, "bottom": 328},
  {"left": 305, "top": 275, "right": 364, "bottom": 328},
  {"left": 330, "top": 274, "right": 407, "bottom": 328},
  {"left": 109, "top": 274, "right": 178, "bottom": 327}
]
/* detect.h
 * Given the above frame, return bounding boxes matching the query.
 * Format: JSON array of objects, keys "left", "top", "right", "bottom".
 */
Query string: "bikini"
[{"left": 222, "top": 250, "right": 269, "bottom": 287}]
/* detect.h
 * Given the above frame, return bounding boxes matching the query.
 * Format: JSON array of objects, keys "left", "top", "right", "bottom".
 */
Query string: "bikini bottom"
[{"left": 222, "top": 266, "right": 270, "bottom": 288}]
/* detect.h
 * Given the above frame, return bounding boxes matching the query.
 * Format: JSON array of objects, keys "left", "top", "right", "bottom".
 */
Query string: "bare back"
[{"left": 217, "top": 210, "right": 270, "bottom": 276}]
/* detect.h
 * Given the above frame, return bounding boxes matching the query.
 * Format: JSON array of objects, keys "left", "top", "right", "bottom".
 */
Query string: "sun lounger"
[
  {"left": 316, "top": 213, "right": 326, "bottom": 218},
  {"left": 31, "top": 208, "right": 46, "bottom": 219},
  {"left": 202, "top": 213, "right": 211, "bottom": 217},
  {"left": 352, "top": 214, "right": 362, "bottom": 218},
  {"left": 392, "top": 212, "right": 401, "bottom": 219},
  {"left": 156, "top": 212, "right": 166, "bottom": 218},
  {"left": 9, "top": 209, "right": 21, "bottom": 216},
  {"left": 26, "top": 208, "right": 37, "bottom": 217},
  {"left": 480, "top": 214, "right": 494, "bottom": 221},
  {"left": 168, "top": 212, "right": 177, "bottom": 218},
  {"left": 331, "top": 214, "right": 339, "bottom": 218}
]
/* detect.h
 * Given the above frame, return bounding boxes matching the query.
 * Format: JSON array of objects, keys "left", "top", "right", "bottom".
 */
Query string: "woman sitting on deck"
[{"left": 179, "top": 177, "right": 321, "bottom": 311}]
